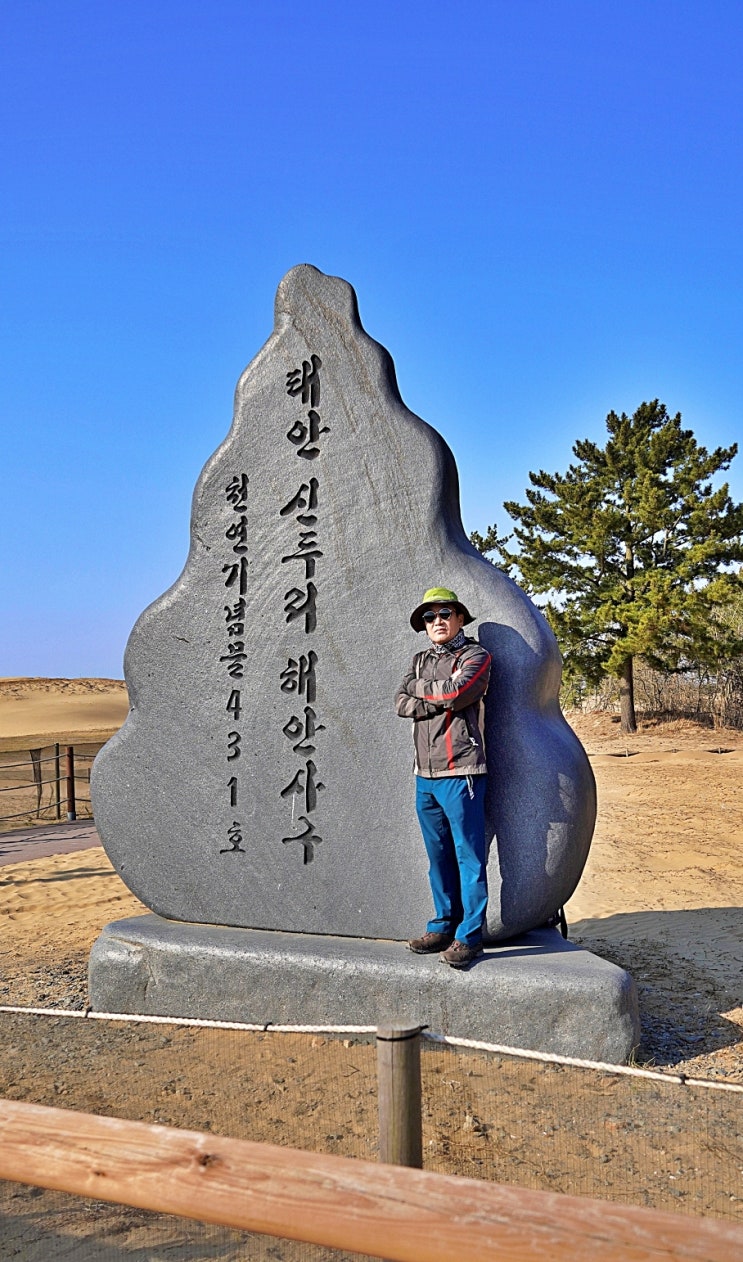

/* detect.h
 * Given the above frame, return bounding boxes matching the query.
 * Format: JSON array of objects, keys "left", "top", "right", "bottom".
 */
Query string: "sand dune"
[{"left": 0, "top": 677, "right": 129, "bottom": 750}]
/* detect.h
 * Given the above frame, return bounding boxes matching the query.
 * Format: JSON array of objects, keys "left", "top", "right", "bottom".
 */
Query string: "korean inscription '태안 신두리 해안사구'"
[{"left": 279, "top": 356, "right": 328, "bottom": 862}]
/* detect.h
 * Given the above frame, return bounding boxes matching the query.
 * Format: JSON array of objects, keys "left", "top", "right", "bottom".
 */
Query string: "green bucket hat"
[{"left": 410, "top": 587, "right": 475, "bottom": 633}]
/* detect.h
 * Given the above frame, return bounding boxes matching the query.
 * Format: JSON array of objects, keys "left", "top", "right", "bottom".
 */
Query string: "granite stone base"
[{"left": 88, "top": 916, "right": 639, "bottom": 1063}]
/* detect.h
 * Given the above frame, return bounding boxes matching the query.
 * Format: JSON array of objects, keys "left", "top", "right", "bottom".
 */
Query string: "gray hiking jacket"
[{"left": 394, "top": 638, "right": 491, "bottom": 778}]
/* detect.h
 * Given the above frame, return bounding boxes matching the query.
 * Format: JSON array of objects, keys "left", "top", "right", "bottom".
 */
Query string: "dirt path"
[{"left": 0, "top": 821, "right": 100, "bottom": 866}]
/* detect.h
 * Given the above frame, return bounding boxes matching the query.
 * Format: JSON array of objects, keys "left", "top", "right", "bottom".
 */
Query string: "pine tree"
[{"left": 473, "top": 401, "right": 743, "bottom": 732}]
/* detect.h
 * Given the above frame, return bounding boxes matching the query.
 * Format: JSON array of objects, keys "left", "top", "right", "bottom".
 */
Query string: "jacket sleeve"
[
  {"left": 407, "top": 646, "right": 491, "bottom": 712},
  {"left": 394, "top": 665, "right": 439, "bottom": 719}
]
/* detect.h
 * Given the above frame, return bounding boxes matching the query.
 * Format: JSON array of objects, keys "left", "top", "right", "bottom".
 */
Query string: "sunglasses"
[{"left": 422, "top": 608, "right": 455, "bottom": 623}]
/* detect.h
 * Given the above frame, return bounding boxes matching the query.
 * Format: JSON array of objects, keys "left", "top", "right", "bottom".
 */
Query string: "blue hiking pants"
[{"left": 415, "top": 775, "right": 488, "bottom": 947}]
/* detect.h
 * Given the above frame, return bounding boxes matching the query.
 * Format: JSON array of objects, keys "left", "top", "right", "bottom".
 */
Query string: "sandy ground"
[
  {"left": 565, "top": 712, "right": 743, "bottom": 1077},
  {"left": 0, "top": 677, "right": 128, "bottom": 750},
  {"left": 1, "top": 683, "right": 741, "bottom": 1075},
  {"left": 0, "top": 676, "right": 129, "bottom": 834},
  {"left": 0, "top": 683, "right": 742, "bottom": 1254}
]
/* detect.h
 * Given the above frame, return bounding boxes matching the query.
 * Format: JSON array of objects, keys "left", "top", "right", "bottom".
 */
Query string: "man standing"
[{"left": 395, "top": 587, "right": 492, "bottom": 968}]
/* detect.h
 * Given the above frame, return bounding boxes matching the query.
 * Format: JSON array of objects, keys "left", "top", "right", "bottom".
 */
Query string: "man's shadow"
[{"left": 477, "top": 620, "right": 596, "bottom": 938}]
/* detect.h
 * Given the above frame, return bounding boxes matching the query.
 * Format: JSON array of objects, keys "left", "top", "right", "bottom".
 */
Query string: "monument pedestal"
[{"left": 88, "top": 918, "right": 639, "bottom": 1063}]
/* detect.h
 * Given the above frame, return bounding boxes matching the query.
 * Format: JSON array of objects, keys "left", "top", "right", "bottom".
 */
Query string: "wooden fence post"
[
  {"left": 377, "top": 1023, "right": 422, "bottom": 1169},
  {"left": 65, "top": 746, "right": 76, "bottom": 821},
  {"left": 54, "top": 744, "right": 61, "bottom": 820},
  {"left": 29, "top": 749, "right": 42, "bottom": 817}
]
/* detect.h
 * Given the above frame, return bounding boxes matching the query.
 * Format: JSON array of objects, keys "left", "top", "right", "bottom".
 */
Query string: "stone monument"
[{"left": 90, "top": 265, "right": 638, "bottom": 1061}]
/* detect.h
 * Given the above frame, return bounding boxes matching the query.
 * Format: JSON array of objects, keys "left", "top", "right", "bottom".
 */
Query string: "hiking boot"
[
  {"left": 440, "top": 939, "right": 483, "bottom": 969},
  {"left": 407, "top": 931, "right": 454, "bottom": 954}
]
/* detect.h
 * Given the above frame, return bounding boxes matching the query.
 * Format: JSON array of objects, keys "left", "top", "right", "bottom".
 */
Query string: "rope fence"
[
  {"left": 0, "top": 776, "right": 64, "bottom": 792},
  {"left": 0, "top": 1003, "right": 740, "bottom": 1223},
  {"left": 0, "top": 1005, "right": 741, "bottom": 1258},
  {"left": 0, "top": 753, "right": 66, "bottom": 769},
  {"left": 1, "top": 1003, "right": 742, "bottom": 1095},
  {"left": 0, "top": 743, "right": 98, "bottom": 826}
]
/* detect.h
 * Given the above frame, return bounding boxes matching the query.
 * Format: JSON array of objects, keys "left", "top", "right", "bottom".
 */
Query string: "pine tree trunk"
[{"left": 619, "top": 658, "right": 637, "bottom": 733}]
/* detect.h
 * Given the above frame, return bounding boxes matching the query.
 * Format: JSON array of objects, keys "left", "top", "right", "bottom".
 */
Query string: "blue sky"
[{"left": 2, "top": 1, "right": 742, "bottom": 677}]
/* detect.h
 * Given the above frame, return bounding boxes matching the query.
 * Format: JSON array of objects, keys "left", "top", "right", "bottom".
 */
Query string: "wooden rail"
[{"left": 1, "top": 1099, "right": 741, "bottom": 1261}]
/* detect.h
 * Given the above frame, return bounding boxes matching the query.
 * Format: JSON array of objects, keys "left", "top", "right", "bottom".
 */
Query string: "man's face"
[{"left": 423, "top": 603, "right": 466, "bottom": 645}]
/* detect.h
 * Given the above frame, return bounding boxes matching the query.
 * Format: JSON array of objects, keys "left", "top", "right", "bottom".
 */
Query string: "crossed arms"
[{"left": 394, "top": 648, "right": 491, "bottom": 720}]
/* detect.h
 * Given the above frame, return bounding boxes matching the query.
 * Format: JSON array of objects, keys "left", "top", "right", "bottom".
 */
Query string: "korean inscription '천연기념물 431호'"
[
  {"left": 220, "top": 472, "right": 249, "bottom": 854},
  {"left": 91, "top": 264, "right": 597, "bottom": 943}
]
